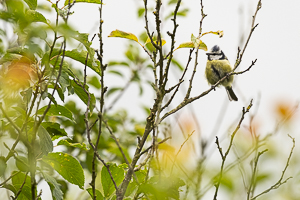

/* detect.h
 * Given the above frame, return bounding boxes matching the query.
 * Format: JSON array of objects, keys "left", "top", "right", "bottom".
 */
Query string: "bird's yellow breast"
[{"left": 205, "top": 59, "right": 233, "bottom": 87}]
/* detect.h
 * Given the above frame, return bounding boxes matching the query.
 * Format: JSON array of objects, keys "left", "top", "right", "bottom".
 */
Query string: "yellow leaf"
[
  {"left": 144, "top": 37, "right": 166, "bottom": 46},
  {"left": 108, "top": 29, "right": 139, "bottom": 42},
  {"left": 175, "top": 41, "right": 207, "bottom": 51},
  {"left": 202, "top": 30, "right": 224, "bottom": 38}
]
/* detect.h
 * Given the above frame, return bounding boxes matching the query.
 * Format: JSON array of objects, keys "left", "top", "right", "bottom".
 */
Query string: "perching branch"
[{"left": 159, "top": 59, "right": 257, "bottom": 123}]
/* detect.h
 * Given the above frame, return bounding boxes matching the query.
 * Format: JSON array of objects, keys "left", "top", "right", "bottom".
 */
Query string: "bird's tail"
[{"left": 225, "top": 86, "right": 238, "bottom": 101}]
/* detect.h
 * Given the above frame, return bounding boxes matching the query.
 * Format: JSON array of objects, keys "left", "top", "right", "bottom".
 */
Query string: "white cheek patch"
[{"left": 210, "top": 54, "right": 223, "bottom": 60}]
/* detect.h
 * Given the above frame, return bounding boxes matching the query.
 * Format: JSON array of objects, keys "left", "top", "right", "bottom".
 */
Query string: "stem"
[{"left": 213, "top": 100, "right": 253, "bottom": 200}]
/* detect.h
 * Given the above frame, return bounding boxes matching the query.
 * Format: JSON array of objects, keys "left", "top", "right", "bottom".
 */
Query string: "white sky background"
[{"left": 4, "top": 0, "right": 299, "bottom": 199}]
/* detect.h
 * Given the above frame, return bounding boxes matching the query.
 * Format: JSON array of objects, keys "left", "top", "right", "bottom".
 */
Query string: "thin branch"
[
  {"left": 247, "top": 149, "right": 268, "bottom": 199},
  {"left": 93, "top": 151, "right": 119, "bottom": 192},
  {"left": 160, "top": 60, "right": 256, "bottom": 123},
  {"left": 170, "top": 131, "right": 195, "bottom": 175},
  {"left": 139, "top": 136, "right": 172, "bottom": 157},
  {"left": 36, "top": 38, "right": 67, "bottom": 130},
  {"left": 0, "top": 103, "right": 21, "bottom": 134},
  {"left": 184, "top": 0, "right": 206, "bottom": 100},
  {"left": 162, "top": 0, "right": 182, "bottom": 88},
  {"left": 143, "top": 0, "right": 159, "bottom": 50},
  {"left": 0, "top": 171, "right": 21, "bottom": 187},
  {"left": 11, "top": 172, "right": 29, "bottom": 200},
  {"left": 213, "top": 100, "right": 253, "bottom": 200},
  {"left": 250, "top": 134, "right": 295, "bottom": 200},
  {"left": 161, "top": 49, "right": 193, "bottom": 111},
  {"left": 90, "top": 1, "right": 108, "bottom": 199},
  {"left": 102, "top": 119, "right": 130, "bottom": 166},
  {"left": 199, "top": 138, "right": 266, "bottom": 198},
  {"left": 234, "top": 0, "right": 262, "bottom": 70}
]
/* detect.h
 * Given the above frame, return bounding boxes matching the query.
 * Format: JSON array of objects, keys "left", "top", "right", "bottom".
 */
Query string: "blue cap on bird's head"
[
  {"left": 211, "top": 45, "right": 220, "bottom": 52},
  {"left": 206, "top": 45, "right": 222, "bottom": 55}
]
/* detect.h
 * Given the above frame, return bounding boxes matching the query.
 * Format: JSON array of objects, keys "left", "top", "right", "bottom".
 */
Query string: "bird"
[{"left": 205, "top": 45, "right": 238, "bottom": 101}]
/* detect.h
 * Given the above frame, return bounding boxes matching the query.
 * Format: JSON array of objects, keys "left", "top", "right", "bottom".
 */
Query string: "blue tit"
[{"left": 205, "top": 45, "right": 238, "bottom": 101}]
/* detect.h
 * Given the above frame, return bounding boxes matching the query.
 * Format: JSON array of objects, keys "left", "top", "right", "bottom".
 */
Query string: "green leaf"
[
  {"left": 191, "top": 34, "right": 208, "bottom": 50},
  {"left": 138, "top": 176, "right": 185, "bottom": 200},
  {"left": 64, "top": 49, "right": 101, "bottom": 75},
  {"left": 87, "top": 188, "right": 104, "bottom": 200},
  {"left": 43, "top": 152, "right": 85, "bottom": 189},
  {"left": 64, "top": 0, "right": 102, "bottom": 6},
  {"left": 108, "top": 61, "right": 129, "bottom": 67},
  {"left": 41, "top": 122, "right": 68, "bottom": 140},
  {"left": 25, "top": 10, "right": 48, "bottom": 24},
  {"left": 88, "top": 76, "right": 101, "bottom": 89},
  {"left": 0, "top": 156, "right": 7, "bottom": 176},
  {"left": 58, "top": 69, "right": 71, "bottom": 92},
  {"left": 0, "top": 53, "right": 22, "bottom": 64},
  {"left": 54, "top": 25, "right": 97, "bottom": 70},
  {"left": 137, "top": 8, "right": 145, "bottom": 17},
  {"left": 24, "top": 0, "right": 37, "bottom": 10},
  {"left": 15, "top": 156, "right": 29, "bottom": 172},
  {"left": 57, "top": 139, "right": 89, "bottom": 151},
  {"left": 48, "top": 83, "right": 65, "bottom": 102},
  {"left": 47, "top": 92, "right": 58, "bottom": 106},
  {"left": 12, "top": 171, "right": 32, "bottom": 199},
  {"left": 168, "top": 0, "right": 178, "bottom": 5},
  {"left": 106, "top": 87, "right": 122, "bottom": 97},
  {"left": 21, "top": 87, "right": 33, "bottom": 105},
  {"left": 108, "top": 30, "right": 139, "bottom": 43},
  {"left": 38, "top": 126, "right": 54, "bottom": 154},
  {"left": 43, "top": 172, "right": 64, "bottom": 200},
  {"left": 46, "top": 49, "right": 100, "bottom": 76},
  {"left": 37, "top": 105, "right": 74, "bottom": 121},
  {"left": 125, "top": 170, "right": 147, "bottom": 197},
  {"left": 108, "top": 70, "right": 124, "bottom": 77},
  {"left": 165, "top": 8, "right": 189, "bottom": 20},
  {"left": 71, "top": 33, "right": 96, "bottom": 66},
  {"left": 255, "top": 173, "right": 270, "bottom": 184},
  {"left": 145, "top": 37, "right": 167, "bottom": 51},
  {"left": 12, "top": 107, "right": 27, "bottom": 119},
  {"left": 171, "top": 58, "right": 184, "bottom": 71},
  {"left": 71, "top": 80, "right": 96, "bottom": 112},
  {"left": 220, "top": 174, "right": 234, "bottom": 191},
  {"left": 101, "top": 164, "right": 125, "bottom": 197}
]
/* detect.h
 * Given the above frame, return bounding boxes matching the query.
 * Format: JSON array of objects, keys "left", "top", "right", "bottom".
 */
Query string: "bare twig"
[
  {"left": 139, "top": 136, "right": 172, "bottom": 157},
  {"left": 184, "top": 0, "right": 206, "bottom": 101},
  {"left": 247, "top": 149, "right": 268, "bottom": 199},
  {"left": 250, "top": 135, "right": 295, "bottom": 200},
  {"left": 161, "top": 49, "right": 193, "bottom": 111},
  {"left": 234, "top": 0, "right": 262, "bottom": 70},
  {"left": 213, "top": 100, "right": 253, "bottom": 200},
  {"left": 170, "top": 131, "right": 195, "bottom": 175},
  {"left": 199, "top": 138, "right": 267, "bottom": 198}
]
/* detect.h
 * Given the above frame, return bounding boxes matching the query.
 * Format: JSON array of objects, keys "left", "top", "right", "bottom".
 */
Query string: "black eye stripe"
[{"left": 206, "top": 53, "right": 223, "bottom": 55}]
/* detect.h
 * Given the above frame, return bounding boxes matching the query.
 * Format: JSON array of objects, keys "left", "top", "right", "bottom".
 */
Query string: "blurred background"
[{"left": 1, "top": 0, "right": 300, "bottom": 199}]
